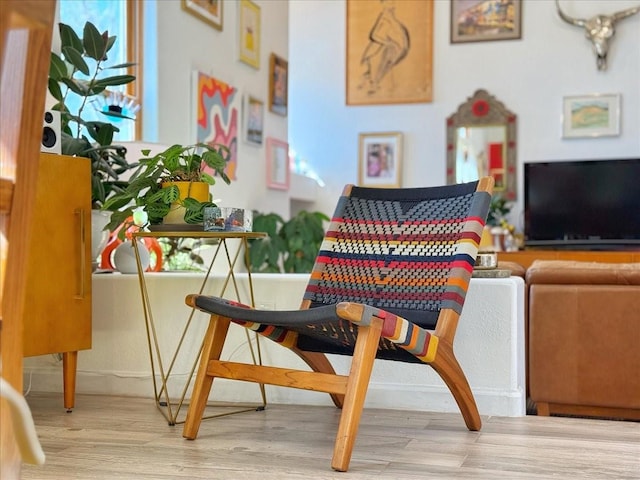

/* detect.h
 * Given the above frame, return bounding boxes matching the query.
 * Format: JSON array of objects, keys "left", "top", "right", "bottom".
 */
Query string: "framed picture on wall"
[
  {"left": 243, "top": 95, "right": 264, "bottom": 145},
  {"left": 358, "top": 132, "right": 403, "bottom": 188},
  {"left": 562, "top": 93, "right": 621, "bottom": 138},
  {"left": 182, "top": 0, "right": 223, "bottom": 31},
  {"left": 269, "top": 53, "right": 288, "bottom": 116},
  {"left": 346, "top": 0, "right": 433, "bottom": 105},
  {"left": 239, "top": 0, "right": 260, "bottom": 68},
  {"left": 450, "top": 0, "right": 522, "bottom": 43},
  {"left": 266, "top": 137, "right": 290, "bottom": 190}
]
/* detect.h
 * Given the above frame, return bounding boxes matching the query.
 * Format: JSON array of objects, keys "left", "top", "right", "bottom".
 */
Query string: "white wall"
[
  {"left": 141, "top": 0, "right": 291, "bottom": 218},
  {"left": 289, "top": 0, "right": 640, "bottom": 229}
]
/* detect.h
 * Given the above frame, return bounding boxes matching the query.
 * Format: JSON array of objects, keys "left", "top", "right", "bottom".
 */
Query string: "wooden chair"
[
  {"left": 1, "top": 0, "right": 56, "bottom": 475},
  {"left": 183, "top": 178, "right": 493, "bottom": 472}
]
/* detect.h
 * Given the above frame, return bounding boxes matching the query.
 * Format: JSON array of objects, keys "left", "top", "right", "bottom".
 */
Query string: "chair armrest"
[{"left": 526, "top": 260, "right": 640, "bottom": 286}]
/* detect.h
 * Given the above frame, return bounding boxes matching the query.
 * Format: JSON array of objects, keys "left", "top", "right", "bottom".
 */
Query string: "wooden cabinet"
[
  {"left": 498, "top": 250, "right": 640, "bottom": 269},
  {"left": 23, "top": 153, "right": 92, "bottom": 409}
]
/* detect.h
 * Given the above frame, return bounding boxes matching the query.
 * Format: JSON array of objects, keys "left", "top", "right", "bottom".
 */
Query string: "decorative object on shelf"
[
  {"left": 450, "top": 0, "right": 522, "bottom": 44},
  {"left": 358, "top": 132, "right": 403, "bottom": 188},
  {"left": 113, "top": 240, "right": 149, "bottom": 274},
  {"left": 447, "top": 89, "right": 518, "bottom": 201},
  {"left": 555, "top": 0, "right": 640, "bottom": 71},
  {"left": 194, "top": 71, "right": 239, "bottom": 180},
  {"left": 204, "top": 207, "right": 252, "bottom": 232},
  {"left": 239, "top": 0, "right": 260, "bottom": 68},
  {"left": 100, "top": 213, "right": 163, "bottom": 272},
  {"left": 243, "top": 94, "right": 264, "bottom": 145},
  {"left": 346, "top": 0, "right": 433, "bottom": 105},
  {"left": 248, "top": 210, "right": 329, "bottom": 273},
  {"left": 48, "top": 21, "right": 137, "bottom": 211},
  {"left": 181, "top": 0, "right": 223, "bottom": 31},
  {"left": 268, "top": 53, "right": 288, "bottom": 116},
  {"left": 103, "top": 143, "right": 231, "bottom": 233},
  {"left": 266, "top": 137, "right": 290, "bottom": 190},
  {"left": 562, "top": 94, "right": 621, "bottom": 138}
]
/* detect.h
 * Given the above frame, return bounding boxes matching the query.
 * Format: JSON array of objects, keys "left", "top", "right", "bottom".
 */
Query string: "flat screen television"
[{"left": 524, "top": 158, "right": 640, "bottom": 250}]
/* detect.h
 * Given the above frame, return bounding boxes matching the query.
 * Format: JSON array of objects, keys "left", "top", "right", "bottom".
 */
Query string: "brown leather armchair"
[{"left": 526, "top": 260, "right": 640, "bottom": 420}]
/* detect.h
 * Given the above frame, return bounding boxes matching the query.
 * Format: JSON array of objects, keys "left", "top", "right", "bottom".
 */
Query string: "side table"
[{"left": 131, "top": 230, "right": 267, "bottom": 425}]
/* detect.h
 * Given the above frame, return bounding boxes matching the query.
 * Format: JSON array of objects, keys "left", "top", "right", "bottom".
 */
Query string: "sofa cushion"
[{"left": 526, "top": 260, "right": 640, "bottom": 286}]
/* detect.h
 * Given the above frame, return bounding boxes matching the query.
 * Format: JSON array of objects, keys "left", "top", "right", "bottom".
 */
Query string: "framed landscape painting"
[
  {"left": 451, "top": 0, "right": 522, "bottom": 43},
  {"left": 562, "top": 94, "right": 621, "bottom": 138}
]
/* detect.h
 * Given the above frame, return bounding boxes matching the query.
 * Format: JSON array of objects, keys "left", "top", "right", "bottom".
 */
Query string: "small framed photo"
[
  {"left": 266, "top": 137, "right": 290, "bottom": 190},
  {"left": 243, "top": 95, "right": 264, "bottom": 146},
  {"left": 182, "top": 0, "right": 223, "bottom": 31},
  {"left": 358, "top": 132, "right": 403, "bottom": 188},
  {"left": 239, "top": 0, "right": 260, "bottom": 69},
  {"left": 451, "top": 0, "right": 522, "bottom": 44},
  {"left": 562, "top": 94, "right": 621, "bottom": 138},
  {"left": 269, "top": 53, "right": 288, "bottom": 116}
]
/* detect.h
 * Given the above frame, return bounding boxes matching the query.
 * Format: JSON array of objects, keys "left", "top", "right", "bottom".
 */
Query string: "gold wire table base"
[{"left": 132, "top": 231, "right": 268, "bottom": 426}]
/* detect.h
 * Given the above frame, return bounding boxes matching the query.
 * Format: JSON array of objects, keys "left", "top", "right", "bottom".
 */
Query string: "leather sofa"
[{"left": 526, "top": 260, "right": 640, "bottom": 420}]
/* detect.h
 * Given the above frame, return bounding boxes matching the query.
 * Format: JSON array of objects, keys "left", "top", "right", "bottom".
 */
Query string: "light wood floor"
[{"left": 21, "top": 393, "right": 640, "bottom": 479}]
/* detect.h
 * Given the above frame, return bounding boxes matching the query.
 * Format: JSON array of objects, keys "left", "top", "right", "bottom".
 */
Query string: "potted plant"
[
  {"left": 248, "top": 210, "right": 329, "bottom": 273},
  {"left": 103, "top": 143, "right": 231, "bottom": 233},
  {"left": 48, "top": 20, "right": 138, "bottom": 262}
]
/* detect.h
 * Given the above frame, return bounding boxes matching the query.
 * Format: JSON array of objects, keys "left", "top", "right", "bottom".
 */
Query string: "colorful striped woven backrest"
[{"left": 304, "top": 180, "right": 492, "bottom": 330}]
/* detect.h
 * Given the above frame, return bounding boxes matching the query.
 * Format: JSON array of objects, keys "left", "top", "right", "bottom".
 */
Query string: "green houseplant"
[
  {"left": 103, "top": 143, "right": 231, "bottom": 233},
  {"left": 249, "top": 210, "right": 329, "bottom": 273},
  {"left": 48, "top": 21, "right": 137, "bottom": 210}
]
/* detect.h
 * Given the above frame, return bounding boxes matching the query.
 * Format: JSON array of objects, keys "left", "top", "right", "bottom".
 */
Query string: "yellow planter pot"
[{"left": 162, "top": 181, "right": 210, "bottom": 224}]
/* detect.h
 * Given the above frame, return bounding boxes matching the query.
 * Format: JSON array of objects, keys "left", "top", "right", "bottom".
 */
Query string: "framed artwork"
[
  {"left": 239, "top": 0, "right": 260, "bottom": 69},
  {"left": 562, "top": 94, "right": 621, "bottom": 138},
  {"left": 358, "top": 132, "right": 403, "bottom": 188},
  {"left": 193, "top": 71, "right": 240, "bottom": 180},
  {"left": 243, "top": 95, "right": 264, "bottom": 146},
  {"left": 269, "top": 53, "right": 288, "bottom": 116},
  {"left": 181, "top": 0, "right": 223, "bottom": 31},
  {"left": 266, "top": 137, "right": 290, "bottom": 190},
  {"left": 451, "top": 0, "right": 522, "bottom": 43},
  {"left": 346, "top": 0, "right": 433, "bottom": 105}
]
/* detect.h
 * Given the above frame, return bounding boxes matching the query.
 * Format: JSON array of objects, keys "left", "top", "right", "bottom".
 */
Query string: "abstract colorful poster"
[{"left": 194, "top": 71, "right": 240, "bottom": 180}]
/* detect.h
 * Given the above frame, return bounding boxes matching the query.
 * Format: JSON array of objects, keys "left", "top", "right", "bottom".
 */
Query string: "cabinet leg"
[{"left": 62, "top": 351, "right": 77, "bottom": 412}]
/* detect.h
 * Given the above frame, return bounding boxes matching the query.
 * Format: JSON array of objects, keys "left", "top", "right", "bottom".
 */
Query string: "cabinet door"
[{"left": 23, "top": 153, "right": 92, "bottom": 357}]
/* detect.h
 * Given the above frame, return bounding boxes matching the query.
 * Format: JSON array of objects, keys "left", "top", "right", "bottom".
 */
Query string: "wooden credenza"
[
  {"left": 498, "top": 250, "right": 640, "bottom": 269},
  {"left": 22, "top": 153, "right": 92, "bottom": 410}
]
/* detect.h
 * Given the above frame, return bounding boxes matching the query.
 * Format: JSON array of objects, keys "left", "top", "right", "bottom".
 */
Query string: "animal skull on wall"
[{"left": 555, "top": 0, "right": 640, "bottom": 70}]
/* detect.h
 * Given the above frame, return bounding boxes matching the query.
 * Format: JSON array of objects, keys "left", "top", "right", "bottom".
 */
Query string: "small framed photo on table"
[
  {"left": 562, "top": 94, "right": 621, "bottom": 138},
  {"left": 358, "top": 132, "right": 403, "bottom": 188}
]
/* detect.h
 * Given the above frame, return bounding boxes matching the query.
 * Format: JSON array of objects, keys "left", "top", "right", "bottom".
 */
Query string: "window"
[{"left": 58, "top": 0, "right": 142, "bottom": 141}]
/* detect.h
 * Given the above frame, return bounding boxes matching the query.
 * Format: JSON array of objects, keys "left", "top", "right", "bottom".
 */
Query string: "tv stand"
[{"left": 498, "top": 250, "right": 640, "bottom": 269}]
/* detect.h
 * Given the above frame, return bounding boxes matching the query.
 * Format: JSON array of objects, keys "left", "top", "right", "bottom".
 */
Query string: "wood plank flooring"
[{"left": 20, "top": 393, "right": 640, "bottom": 479}]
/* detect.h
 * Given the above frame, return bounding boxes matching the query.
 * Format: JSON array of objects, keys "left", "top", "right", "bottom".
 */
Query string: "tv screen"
[{"left": 524, "top": 158, "right": 640, "bottom": 249}]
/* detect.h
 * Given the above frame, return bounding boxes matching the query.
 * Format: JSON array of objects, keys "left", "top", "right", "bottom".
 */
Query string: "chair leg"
[
  {"left": 429, "top": 340, "right": 481, "bottom": 431},
  {"left": 182, "top": 314, "right": 231, "bottom": 440},
  {"left": 292, "top": 348, "right": 344, "bottom": 408},
  {"left": 331, "top": 318, "right": 383, "bottom": 472}
]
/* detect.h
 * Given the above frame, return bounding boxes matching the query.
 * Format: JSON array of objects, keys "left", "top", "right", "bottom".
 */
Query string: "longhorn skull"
[{"left": 555, "top": 0, "right": 640, "bottom": 70}]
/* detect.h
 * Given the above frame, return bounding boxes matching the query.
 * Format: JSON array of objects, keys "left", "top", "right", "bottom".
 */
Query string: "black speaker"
[{"left": 41, "top": 110, "right": 61, "bottom": 154}]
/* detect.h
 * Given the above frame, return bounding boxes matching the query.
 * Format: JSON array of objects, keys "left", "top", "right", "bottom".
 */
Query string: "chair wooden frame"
[{"left": 183, "top": 177, "right": 493, "bottom": 472}]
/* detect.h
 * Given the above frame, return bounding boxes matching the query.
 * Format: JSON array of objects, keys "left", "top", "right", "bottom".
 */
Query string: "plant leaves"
[
  {"left": 49, "top": 53, "right": 68, "bottom": 81},
  {"left": 107, "top": 62, "right": 136, "bottom": 69},
  {"left": 62, "top": 46, "right": 89, "bottom": 75},
  {"left": 59, "top": 23, "right": 83, "bottom": 52},
  {"left": 47, "top": 78, "right": 64, "bottom": 101},
  {"left": 92, "top": 74, "right": 136, "bottom": 88},
  {"left": 82, "top": 21, "right": 106, "bottom": 61},
  {"left": 60, "top": 77, "right": 89, "bottom": 96},
  {"left": 161, "top": 185, "right": 180, "bottom": 204}
]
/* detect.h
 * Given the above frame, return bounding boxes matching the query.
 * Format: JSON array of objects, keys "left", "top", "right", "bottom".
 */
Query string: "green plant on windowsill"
[
  {"left": 103, "top": 142, "right": 231, "bottom": 235},
  {"left": 48, "top": 21, "right": 137, "bottom": 210},
  {"left": 248, "top": 210, "right": 329, "bottom": 273}
]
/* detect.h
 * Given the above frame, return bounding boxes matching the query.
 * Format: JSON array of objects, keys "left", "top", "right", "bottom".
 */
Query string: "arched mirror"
[{"left": 446, "top": 89, "right": 517, "bottom": 200}]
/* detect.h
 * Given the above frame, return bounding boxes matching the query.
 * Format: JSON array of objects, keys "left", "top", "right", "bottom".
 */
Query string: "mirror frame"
[{"left": 446, "top": 89, "right": 517, "bottom": 200}]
